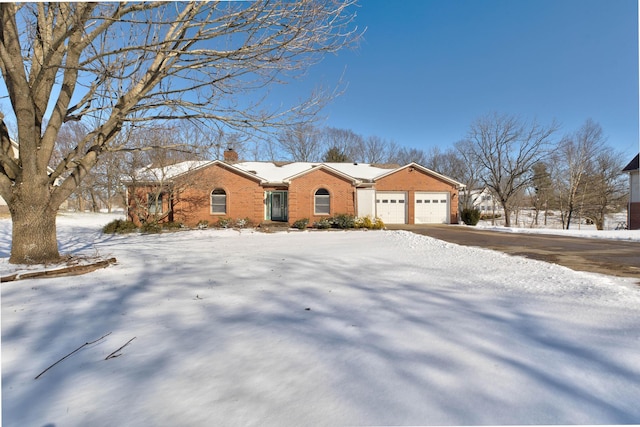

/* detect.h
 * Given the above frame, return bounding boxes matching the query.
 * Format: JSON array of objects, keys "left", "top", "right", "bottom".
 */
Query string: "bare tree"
[
  {"left": 552, "top": 119, "right": 605, "bottom": 229},
  {"left": 320, "top": 127, "right": 362, "bottom": 161},
  {"left": 277, "top": 123, "right": 324, "bottom": 162},
  {"left": 391, "top": 146, "right": 429, "bottom": 166},
  {"left": 460, "top": 113, "right": 558, "bottom": 227},
  {"left": 360, "top": 136, "right": 397, "bottom": 164},
  {"left": 580, "top": 150, "right": 627, "bottom": 230},
  {"left": 0, "top": 1, "right": 359, "bottom": 263}
]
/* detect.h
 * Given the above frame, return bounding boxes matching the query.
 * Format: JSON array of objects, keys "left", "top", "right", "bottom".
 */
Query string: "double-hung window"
[
  {"left": 314, "top": 188, "right": 330, "bottom": 215},
  {"left": 211, "top": 189, "right": 227, "bottom": 214}
]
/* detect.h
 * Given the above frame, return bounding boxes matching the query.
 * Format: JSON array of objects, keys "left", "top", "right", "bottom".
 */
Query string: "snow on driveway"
[{"left": 2, "top": 213, "right": 639, "bottom": 426}]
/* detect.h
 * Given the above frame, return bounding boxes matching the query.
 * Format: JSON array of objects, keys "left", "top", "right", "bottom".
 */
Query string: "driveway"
[{"left": 386, "top": 224, "right": 640, "bottom": 280}]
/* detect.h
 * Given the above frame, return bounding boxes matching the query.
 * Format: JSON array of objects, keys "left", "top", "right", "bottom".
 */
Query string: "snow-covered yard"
[{"left": 2, "top": 213, "right": 640, "bottom": 426}]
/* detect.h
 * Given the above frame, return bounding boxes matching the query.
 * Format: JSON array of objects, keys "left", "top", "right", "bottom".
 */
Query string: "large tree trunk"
[
  {"left": 500, "top": 201, "right": 511, "bottom": 227},
  {"left": 9, "top": 184, "right": 60, "bottom": 264}
]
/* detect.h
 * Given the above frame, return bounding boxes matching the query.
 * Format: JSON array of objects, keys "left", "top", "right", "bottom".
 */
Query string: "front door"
[{"left": 269, "top": 191, "right": 288, "bottom": 221}]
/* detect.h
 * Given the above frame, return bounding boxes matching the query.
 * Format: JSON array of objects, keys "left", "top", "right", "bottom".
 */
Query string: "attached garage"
[
  {"left": 376, "top": 192, "right": 407, "bottom": 224},
  {"left": 414, "top": 192, "right": 450, "bottom": 224}
]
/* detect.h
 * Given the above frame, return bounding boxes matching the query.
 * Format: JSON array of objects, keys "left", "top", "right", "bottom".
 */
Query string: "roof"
[
  {"left": 234, "top": 161, "right": 395, "bottom": 183},
  {"left": 132, "top": 160, "right": 465, "bottom": 188},
  {"left": 622, "top": 154, "right": 639, "bottom": 172},
  {"left": 132, "top": 160, "right": 213, "bottom": 182}
]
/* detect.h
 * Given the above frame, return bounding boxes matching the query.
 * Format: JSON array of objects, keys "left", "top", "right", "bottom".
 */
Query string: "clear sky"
[
  {"left": 297, "top": 0, "right": 639, "bottom": 157},
  {"left": 1, "top": 1, "right": 637, "bottom": 159}
]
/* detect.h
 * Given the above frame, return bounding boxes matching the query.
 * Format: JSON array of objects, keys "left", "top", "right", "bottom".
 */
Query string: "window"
[
  {"left": 148, "top": 193, "right": 163, "bottom": 214},
  {"left": 315, "top": 188, "right": 330, "bottom": 215},
  {"left": 211, "top": 189, "right": 227, "bottom": 214}
]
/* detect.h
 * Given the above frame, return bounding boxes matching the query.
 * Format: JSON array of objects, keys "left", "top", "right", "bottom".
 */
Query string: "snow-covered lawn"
[
  {"left": 2, "top": 213, "right": 640, "bottom": 426},
  {"left": 476, "top": 224, "right": 640, "bottom": 242}
]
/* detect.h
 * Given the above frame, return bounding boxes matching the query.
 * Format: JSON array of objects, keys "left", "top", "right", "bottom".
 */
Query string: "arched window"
[
  {"left": 314, "top": 188, "right": 330, "bottom": 215},
  {"left": 211, "top": 189, "right": 227, "bottom": 214}
]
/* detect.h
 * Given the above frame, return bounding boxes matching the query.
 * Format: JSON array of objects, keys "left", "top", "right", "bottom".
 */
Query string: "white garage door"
[
  {"left": 415, "top": 192, "right": 449, "bottom": 224},
  {"left": 376, "top": 192, "right": 407, "bottom": 224}
]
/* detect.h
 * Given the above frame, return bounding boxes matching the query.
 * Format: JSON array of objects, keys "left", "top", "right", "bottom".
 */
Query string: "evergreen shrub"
[
  {"left": 461, "top": 208, "right": 481, "bottom": 226},
  {"left": 292, "top": 218, "right": 309, "bottom": 229},
  {"left": 102, "top": 219, "right": 138, "bottom": 234}
]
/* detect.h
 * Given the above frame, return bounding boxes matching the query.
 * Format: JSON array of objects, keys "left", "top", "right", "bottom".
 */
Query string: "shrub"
[
  {"left": 102, "top": 219, "right": 138, "bottom": 234},
  {"left": 196, "top": 220, "right": 209, "bottom": 229},
  {"left": 140, "top": 221, "right": 162, "bottom": 234},
  {"left": 235, "top": 217, "right": 253, "bottom": 229},
  {"left": 331, "top": 213, "right": 356, "bottom": 229},
  {"left": 372, "top": 216, "right": 385, "bottom": 230},
  {"left": 355, "top": 215, "right": 386, "bottom": 230},
  {"left": 216, "top": 217, "right": 232, "bottom": 228},
  {"left": 292, "top": 218, "right": 309, "bottom": 230},
  {"left": 480, "top": 213, "right": 501, "bottom": 220},
  {"left": 313, "top": 218, "right": 332, "bottom": 229},
  {"left": 461, "top": 208, "right": 481, "bottom": 226},
  {"left": 162, "top": 221, "right": 183, "bottom": 230}
]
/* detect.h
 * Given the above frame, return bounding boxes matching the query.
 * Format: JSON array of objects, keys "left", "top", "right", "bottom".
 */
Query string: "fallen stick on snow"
[
  {"left": 34, "top": 332, "right": 112, "bottom": 380},
  {"left": 105, "top": 337, "right": 137, "bottom": 360},
  {"left": 1, "top": 257, "right": 117, "bottom": 283}
]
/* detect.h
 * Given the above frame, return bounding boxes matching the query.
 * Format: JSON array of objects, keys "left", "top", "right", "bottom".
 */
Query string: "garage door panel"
[
  {"left": 376, "top": 192, "right": 406, "bottom": 224},
  {"left": 415, "top": 192, "right": 449, "bottom": 224}
]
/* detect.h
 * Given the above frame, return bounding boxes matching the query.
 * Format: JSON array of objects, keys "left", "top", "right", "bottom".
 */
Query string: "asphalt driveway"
[{"left": 386, "top": 224, "right": 640, "bottom": 280}]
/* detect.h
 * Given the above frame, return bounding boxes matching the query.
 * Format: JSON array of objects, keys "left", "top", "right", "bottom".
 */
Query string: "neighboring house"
[
  {"left": 0, "top": 139, "right": 64, "bottom": 213},
  {"left": 126, "top": 149, "right": 465, "bottom": 227},
  {"left": 0, "top": 139, "right": 19, "bottom": 213},
  {"left": 460, "top": 187, "right": 496, "bottom": 215},
  {"left": 623, "top": 153, "right": 639, "bottom": 230}
]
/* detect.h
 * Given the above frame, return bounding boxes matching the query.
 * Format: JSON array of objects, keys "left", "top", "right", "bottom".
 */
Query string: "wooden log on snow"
[{"left": 1, "top": 257, "right": 117, "bottom": 283}]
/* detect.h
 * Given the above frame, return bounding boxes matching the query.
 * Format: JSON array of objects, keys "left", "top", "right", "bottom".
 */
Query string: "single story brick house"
[
  {"left": 623, "top": 153, "right": 639, "bottom": 229},
  {"left": 126, "top": 149, "right": 465, "bottom": 227}
]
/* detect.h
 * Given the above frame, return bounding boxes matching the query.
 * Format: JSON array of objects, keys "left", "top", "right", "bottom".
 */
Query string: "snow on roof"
[
  {"left": 133, "top": 160, "right": 461, "bottom": 186},
  {"left": 233, "top": 161, "right": 396, "bottom": 182},
  {"left": 134, "top": 160, "right": 212, "bottom": 181}
]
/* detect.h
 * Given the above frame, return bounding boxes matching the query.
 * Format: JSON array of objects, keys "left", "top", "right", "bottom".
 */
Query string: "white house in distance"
[
  {"left": 460, "top": 187, "right": 496, "bottom": 215},
  {"left": 623, "top": 153, "right": 639, "bottom": 230}
]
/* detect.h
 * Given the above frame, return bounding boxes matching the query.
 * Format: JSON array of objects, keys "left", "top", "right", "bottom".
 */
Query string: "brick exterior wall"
[
  {"left": 629, "top": 202, "right": 640, "bottom": 230},
  {"left": 128, "top": 163, "right": 265, "bottom": 227},
  {"left": 287, "top": 168, "right": 355, "bottom": 224},
  {"left": 375, "top": 167, "right": 460, "bottom": 224},
  {"left": 172, "top": 164, "right": 264, "bottom": 226},
  {"left": 127, "top": 162, "right": 461, "bottom": 227}
]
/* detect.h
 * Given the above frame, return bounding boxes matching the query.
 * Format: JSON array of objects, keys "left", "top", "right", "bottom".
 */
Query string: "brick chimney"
[{"left": 223, "top": 147, "right": 238, "bottom": 163}]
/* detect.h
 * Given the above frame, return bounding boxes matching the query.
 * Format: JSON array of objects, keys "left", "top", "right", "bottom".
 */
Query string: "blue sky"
[
  {"left": 297, "top": 0, "right": 639, "bottom": 157},
  {"left": 1, "top": 1, "right": 637, "bottom": 159}
]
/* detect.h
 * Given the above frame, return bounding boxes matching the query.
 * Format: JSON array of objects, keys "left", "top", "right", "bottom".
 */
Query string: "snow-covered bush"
[
  {"left": 292, "top": 218, "right": 309, "bottom": 230},
  {"left": 331, "top": 213, "right": 356, "bottom": 229},
  {"left": 313, "top": 218, "right": 331, "bottom": 229}
]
